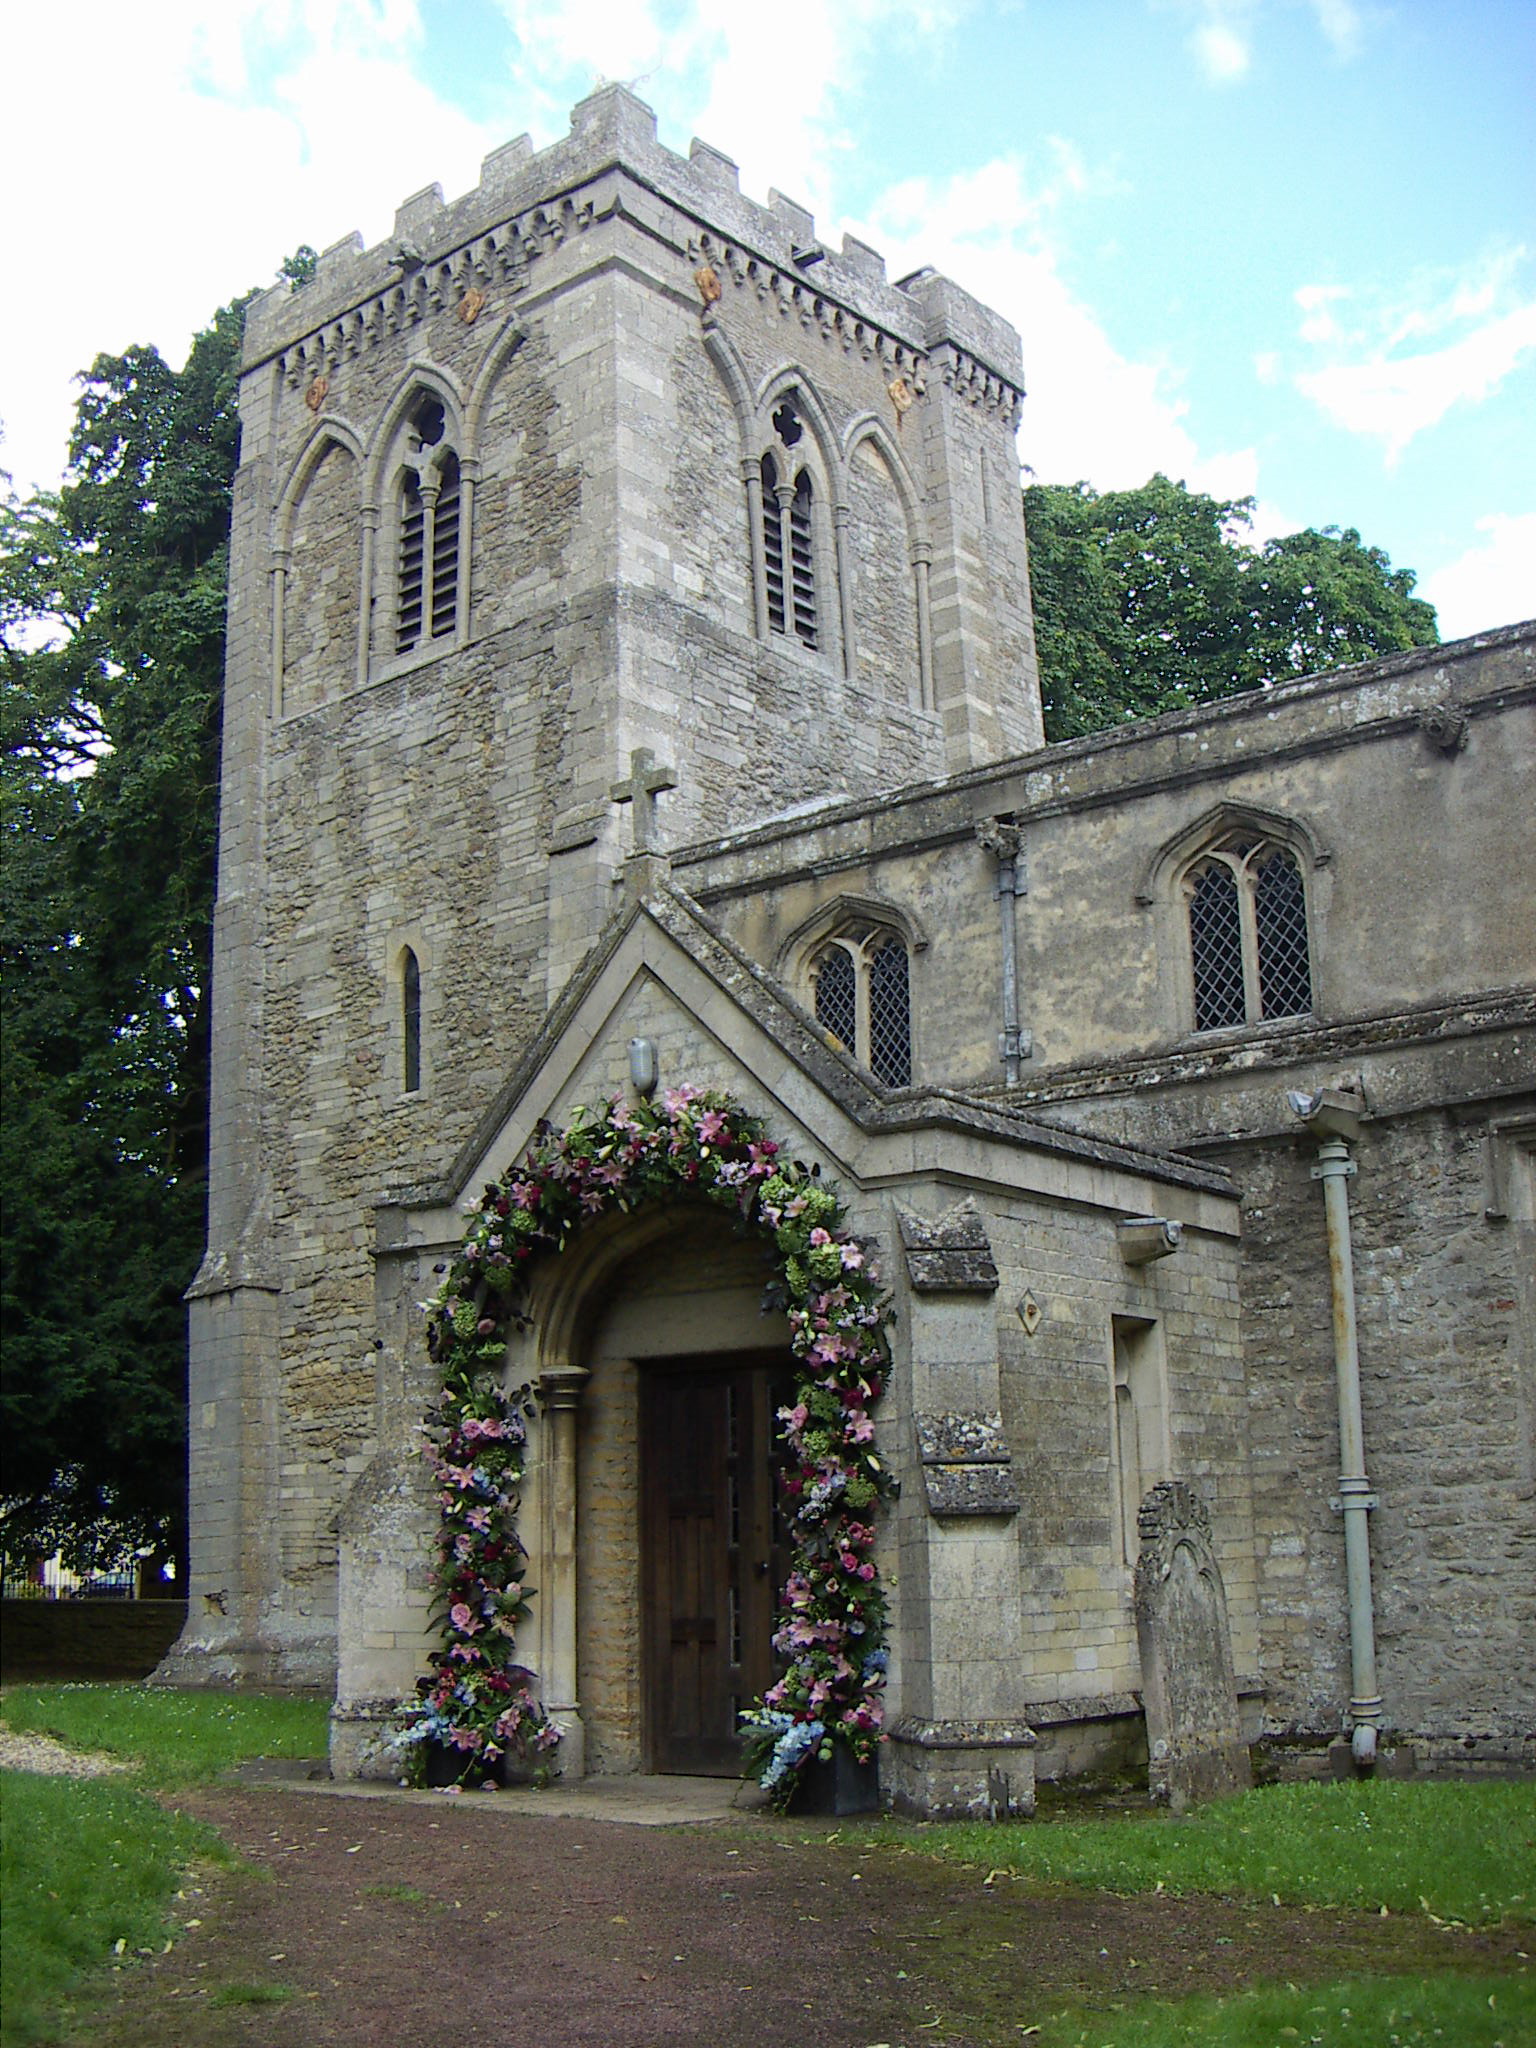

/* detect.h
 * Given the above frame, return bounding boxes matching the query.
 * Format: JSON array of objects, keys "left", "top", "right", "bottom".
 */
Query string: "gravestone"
[{"left": 1133, "top": 1480, "right": 1252, "bottom": 1811}]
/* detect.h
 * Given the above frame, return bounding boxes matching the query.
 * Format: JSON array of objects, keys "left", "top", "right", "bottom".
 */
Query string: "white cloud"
[
  {"left": 1194, "top": 18, "right": 1252, "bottom": 80},
  {"left": 1294, "top": 301, "right": 1536, "bottom": 464},
  {"left": 0, "top": 2, "right": 498, "bottom": 494},
  {"left": 1166, "top": 0, "right": 1369, "bottom": 83},
  {"left": 857, "top": 157, "right": 1255, "bottom": 500},
  {"left": 1420, "top": 514, "right": 1536, "bottom": 639},
  {"left": 1308, "top": 0, "right": 1365, "bottom": 59}
]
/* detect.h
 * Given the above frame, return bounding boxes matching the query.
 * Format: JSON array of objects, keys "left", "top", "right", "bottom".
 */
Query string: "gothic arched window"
[
  {"left": 394, "top": 395, "right": 460, "bottom": 656},
  {"left": 1185, "top": 836, "right": 1314, "bottom": 1032},
  {"left": 758, "top": 397, "right": 820, "bottom": 652},
  {"left": 812, "top": 929, "right": 911, "bottom": 1086}
]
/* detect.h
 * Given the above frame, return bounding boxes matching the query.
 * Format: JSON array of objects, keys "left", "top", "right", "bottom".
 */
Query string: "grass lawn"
[
  {"left": 1039, "top": 1972, "right": 1531, "bottom": 2046},
  {"left": 1, "top": 1683, "right": 330, "bottom": 2048},
  {"left": 869, "top": 1778, "right": 1536, "bottom": 1925},
  {"left": 0, "top": 1681, "right": 329, "bottom": 1788}
]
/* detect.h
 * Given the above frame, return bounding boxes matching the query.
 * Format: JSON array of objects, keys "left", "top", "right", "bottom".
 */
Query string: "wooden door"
[{"left": 641, "top": 1352, "right": 790, "bottom": 1775}]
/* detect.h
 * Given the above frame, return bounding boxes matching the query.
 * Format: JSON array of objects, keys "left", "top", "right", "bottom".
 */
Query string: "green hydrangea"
[
  {"left": 808, "top": 1242, "right": 843, "bottom": 1283},
  {"left": 452, "top": 1301, "right": 480, "bottom": 1339}
]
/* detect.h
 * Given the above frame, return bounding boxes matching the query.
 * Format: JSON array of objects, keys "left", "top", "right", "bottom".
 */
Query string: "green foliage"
[
  {"left": 1, "top": 291, "right": 253, "bottom": 1577},
  {"left": 1025, "top": 475, "right": 1439, "bottom": 741},
  {"left": 1044, "top": 1973, "right": 1532, "bottom": 2048},
  {"left": 880, "top": 1779, "right": 1535, "bottom": 1926},
  {"left": 0, "top": 1682, "right": 330, "bottom": 1788},
  {"left": 0, "top": 1770, "right": 226, "bottom": 2047}
]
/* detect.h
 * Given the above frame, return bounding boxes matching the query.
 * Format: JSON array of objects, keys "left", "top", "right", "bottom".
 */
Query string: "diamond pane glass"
[
  {"left": 1189, "top": 861, "right": 1245, "bottom": 1030},
  {"left": 869, "top": 937, "right": 911, "bottom": 1087},
  {"left": 813, "top": 945, "right": 856, "bottom": 1053},
  {"left": 1255, "top": 848, "right": 1313, "bottom": 1019}
]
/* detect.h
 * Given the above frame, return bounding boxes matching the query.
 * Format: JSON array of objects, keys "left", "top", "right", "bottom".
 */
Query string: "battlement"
[{"left": 244, "top": 83, "right": 1024, "bottom": 402}]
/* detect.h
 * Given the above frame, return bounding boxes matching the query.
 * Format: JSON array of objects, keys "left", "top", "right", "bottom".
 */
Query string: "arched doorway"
[{"left": 538, "top": 1205, "right": 794, "bottom": 1776}]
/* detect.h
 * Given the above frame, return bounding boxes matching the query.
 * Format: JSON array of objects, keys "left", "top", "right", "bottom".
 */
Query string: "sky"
[{"left": 3, "top": 0, "right": 1533, "bottom": 637}]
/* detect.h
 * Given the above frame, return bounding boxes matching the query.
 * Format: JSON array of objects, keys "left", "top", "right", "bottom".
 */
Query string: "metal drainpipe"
[
  {"left": 977, "top": 820, "right": 1029, "bottom": 1084},
  {"left": 1310, "top": 1124, "right": 1383, "bottom": 1767}
]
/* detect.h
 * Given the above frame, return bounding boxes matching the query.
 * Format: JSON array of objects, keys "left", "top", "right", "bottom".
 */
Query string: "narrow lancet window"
[{"left": 402, "top": 948, "right": 422, "bottom": 1094}]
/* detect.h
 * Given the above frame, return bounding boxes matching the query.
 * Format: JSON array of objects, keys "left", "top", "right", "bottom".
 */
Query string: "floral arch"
[{"left": 398, "top": 1086, "right": 894, "bottom": 1804}]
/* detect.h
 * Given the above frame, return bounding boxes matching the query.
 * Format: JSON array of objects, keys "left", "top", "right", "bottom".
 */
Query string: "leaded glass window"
[
  {"left": 809, "top": 927, "right": 912, "bottom": 1086},
  {"left": 813, "top": 944, "right": 857, "bottom": 1051},
  {"left": 1189, "top": 861, "right": 1245, "bottom": 1031},
  {"left": 1254, "top": 848, "right": 1312, "bottom": 1019},
  {"left": 868, "top": 936, "right": 911, "bottom": 1086},
  {"left": 1184, "top": 832, "right": 1315, "bottom": 1033}
]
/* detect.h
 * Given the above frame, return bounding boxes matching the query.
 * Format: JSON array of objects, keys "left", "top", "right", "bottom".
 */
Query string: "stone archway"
[{"left": 529, "top": 1205, "right": 794, "bottom": 1776}]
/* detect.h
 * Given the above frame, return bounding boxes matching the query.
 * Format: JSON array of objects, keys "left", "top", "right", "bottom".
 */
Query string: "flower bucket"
[
  {"left": 424, "top": 1742, "right": 502, "bottom": 1791},
  {"left": 793, "top": 1746, "right": 879, "bottom": 1816}
]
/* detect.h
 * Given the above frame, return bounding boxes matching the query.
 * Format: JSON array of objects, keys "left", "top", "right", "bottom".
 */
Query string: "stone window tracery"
[
  {"left": 812, "top": 927, "right": 911, "bottom": 1086},
  {"left": 1184, "top": 834, "right": 1314, "bottom": 1032}
]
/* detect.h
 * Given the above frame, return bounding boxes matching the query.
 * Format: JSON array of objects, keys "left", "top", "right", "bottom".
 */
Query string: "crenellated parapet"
[{"left": 246, "top": 82, "right": 1027, "bottom": 414}]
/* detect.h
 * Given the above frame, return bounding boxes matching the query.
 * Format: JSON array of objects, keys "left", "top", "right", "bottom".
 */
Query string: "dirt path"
[{"left": 57, "top": 1786, "right": 1527, "bottom": 2048}]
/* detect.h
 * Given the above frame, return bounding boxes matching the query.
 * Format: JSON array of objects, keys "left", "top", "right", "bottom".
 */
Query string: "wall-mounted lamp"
[
  {"left": 1117, "top": 1216, "right": 1184, "bottom": 1265},
  {"left": 628, "top": 1036, "right": 658, "bottom": 1098}
]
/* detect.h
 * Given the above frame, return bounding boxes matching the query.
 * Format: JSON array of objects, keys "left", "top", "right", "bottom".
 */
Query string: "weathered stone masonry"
[{"left": 166, "top": 82, "right": 1535, "bottom": 1794}]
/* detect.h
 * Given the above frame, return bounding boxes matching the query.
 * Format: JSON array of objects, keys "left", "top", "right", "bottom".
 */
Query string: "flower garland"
[{"left": 400, "top": 1086, "right": 895, "bottom": 1805}]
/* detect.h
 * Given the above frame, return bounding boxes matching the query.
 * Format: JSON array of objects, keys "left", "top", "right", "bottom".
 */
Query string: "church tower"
[{"left": 171, "top": 86, "right": 1046, "bottom": 1687}]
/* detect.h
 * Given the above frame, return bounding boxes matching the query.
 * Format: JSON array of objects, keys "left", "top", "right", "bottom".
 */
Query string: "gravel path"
[{"left": 0, "top": 1728, "right": 129, "bottom": 1777}]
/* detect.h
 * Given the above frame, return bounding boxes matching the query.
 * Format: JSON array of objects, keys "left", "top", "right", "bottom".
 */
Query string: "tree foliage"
[
  {"left": 1, "top": 295, "right": 249, "bottom": 1578},
  {"left": 1024, "top": 474, "right": 1439, "bottom": 742}
]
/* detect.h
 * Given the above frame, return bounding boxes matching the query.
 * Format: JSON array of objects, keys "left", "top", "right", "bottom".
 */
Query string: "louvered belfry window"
[
  {"left": 811, "top": 929, "right": 912, "bottom": 1086},
  {"left": 1186, "top": 833, "right": 1314, "bottom": 1033},
  {"left": 396, "top": 395, "right": 459, "bottom": 656},
  {"left": 396, "top": 473, "right": 426, "bottom": 653},
  {"left": 788, "top": 471, "right": 818, "bottom": 648},
  {"left": 761, "top": 454, "right": 786, "bottom": 635},
  {"left": 430, "top": 454, "right": 461, "bottom": 641}
]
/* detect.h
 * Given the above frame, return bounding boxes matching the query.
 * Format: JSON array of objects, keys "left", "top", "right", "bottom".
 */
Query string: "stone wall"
[
  {"left": 1217, "top": 1105, "right": 1535, "bottom": 1744},
  {"left": 3, "top": 1601, "right": 190, "bottom": 1682}
]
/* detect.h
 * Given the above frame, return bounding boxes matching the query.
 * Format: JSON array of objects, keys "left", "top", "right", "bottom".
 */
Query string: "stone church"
[{"left": 160, "top": 86, "right": 1536, "bottom": 1810}]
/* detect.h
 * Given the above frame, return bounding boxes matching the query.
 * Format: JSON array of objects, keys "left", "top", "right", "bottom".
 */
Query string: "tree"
[
  {"left": 1024, "top": 474, "right": 1438, "bottom": 742},
  {"left": 0, "top": 292, "right": 250, "bottom": 1581}
]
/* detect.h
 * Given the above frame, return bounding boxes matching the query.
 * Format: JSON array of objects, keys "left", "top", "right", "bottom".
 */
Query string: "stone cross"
[{"left": 610, "top": 747, "right": 677, "bottom": 854}]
